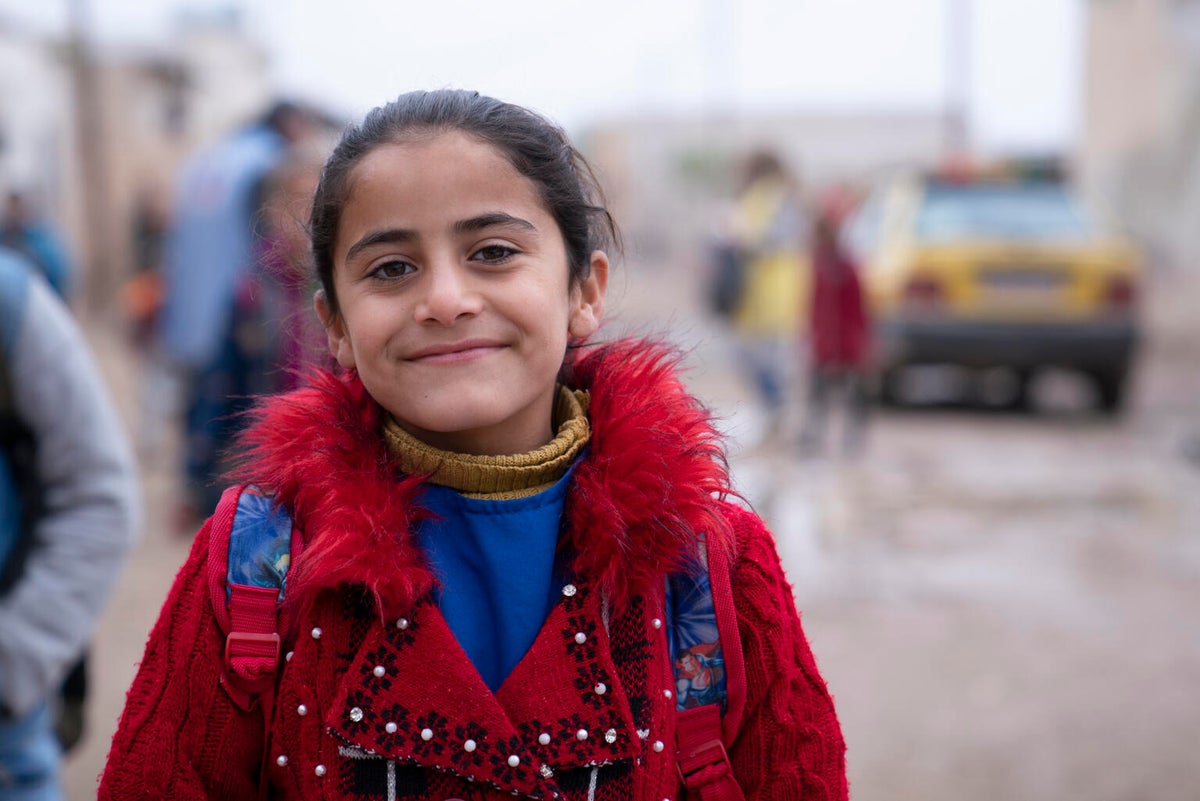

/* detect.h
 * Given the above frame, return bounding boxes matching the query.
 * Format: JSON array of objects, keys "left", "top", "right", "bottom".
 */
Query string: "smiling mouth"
[{"left": 407, "top": 341, "right": 505, "bottom": 365}]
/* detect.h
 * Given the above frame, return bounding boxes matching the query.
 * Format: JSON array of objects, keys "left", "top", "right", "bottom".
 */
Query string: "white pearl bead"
[
  {"left": 464, "top": 739, "right": 477, "bottom": 752},
  {"left": 538, "top": 732, "right": 551, "bottom": 745},
  {"left": 276, "top": 754, "right": 288, "bottom": 766},
  {"left": 652, "top": 618, "right": 662, "bottom": 629},
  {"left": 396, "top": 617, "right": 409, "bottom": 629},
  {"left": 373, "top": 665, "right": 386, "bottom": 677},
  {"left": 314, "top": 764, "right": 326, "bottom": 777},
  {"left": 664, "top": 689, "right": 673, "bottom": 700},
  {"left": 297, "top": 704, "right": 307, "bottom": 716},
  {"left": 385, "top": 721, "right": 398, "bottom": 734},
  {"left": 507, "top": 755, "right": 520, "bottom": 767},
  {"left": 574, "top": 632, "right": 586, "bottom": 644},
  {"left": 285, "top": 650, "right": 294, "bottom": 661},
  {"left": 594, "top": 682, "right": 607, "bottom": 695},
  {"left": 576, "top": 728, "right": 588, "bottom": 741},
  {"left": 421, "top": 728, "right": 433, "bottom": 741},
  {"left": 653, "top": 740, "right": 665, "bottom": 752},
  {"left": 310, "top": 627, "right": 322, "bottom": 640}
]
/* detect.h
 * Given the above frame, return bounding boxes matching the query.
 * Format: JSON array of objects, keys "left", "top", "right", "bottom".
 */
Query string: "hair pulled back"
[{"left": 310, "top": 89, "right": 618, "bottom": 316}]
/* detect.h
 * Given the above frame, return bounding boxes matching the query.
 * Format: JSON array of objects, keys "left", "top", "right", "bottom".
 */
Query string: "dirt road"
[{"left": 65, "top": 265, "right": 1200, "bottom": 800}]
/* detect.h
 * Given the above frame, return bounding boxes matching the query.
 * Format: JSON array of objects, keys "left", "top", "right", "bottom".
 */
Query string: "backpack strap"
[
  {"left": 206, "top": 483, "right": 297, "bottom": 799},
  {"left": 667, "top": 536, "right": 747, "bottom": 801}
]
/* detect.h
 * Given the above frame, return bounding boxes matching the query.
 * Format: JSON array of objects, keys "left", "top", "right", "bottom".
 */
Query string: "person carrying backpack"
[
  {"left": 100, "top": 90, "right": 846, "bottom": 801},
  {"left": 0, "top": 249, "right": 138, "bottom": 800}
]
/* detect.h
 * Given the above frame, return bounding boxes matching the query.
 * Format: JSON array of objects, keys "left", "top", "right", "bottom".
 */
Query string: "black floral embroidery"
[
  {"left": 343, "top": 689, "right": 374, "bottom": 737},
  {"left": 413, "top": 711, "right": 449, "bottom": 757},
  {"left": 359, "top": 645, "right": 399, "bottom": 692}
]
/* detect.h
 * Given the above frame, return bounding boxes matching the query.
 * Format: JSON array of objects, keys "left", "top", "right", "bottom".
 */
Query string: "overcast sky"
[{"left": 0, "top": 0, "right": 1084, "bottom": 153}]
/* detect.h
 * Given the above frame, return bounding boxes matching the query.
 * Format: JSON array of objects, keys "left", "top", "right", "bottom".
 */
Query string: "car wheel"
[
  {"left": 876, "top": 366, "right": 904, "bottom": 407},
  {"left": 1091, "top": 369, "right": 1128, "bottom": 415}
]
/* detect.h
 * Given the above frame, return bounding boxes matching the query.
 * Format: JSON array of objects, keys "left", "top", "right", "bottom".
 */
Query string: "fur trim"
[{"left": 230, "top": 339, "right": 734, "bottom": 620}]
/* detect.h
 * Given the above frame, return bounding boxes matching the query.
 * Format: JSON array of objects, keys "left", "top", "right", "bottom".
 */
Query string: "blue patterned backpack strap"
[
  {"left": 666, "top": 535, "right": 747, "bottom": 801},
  {"left": 206, "top": 483, "right": 296, "bottom": 799}
]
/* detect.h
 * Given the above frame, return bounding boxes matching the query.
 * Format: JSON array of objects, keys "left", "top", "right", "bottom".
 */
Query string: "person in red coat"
[
  {"left": 800, "top": 190, "right": 871, "bottom": 455},
  {"left": 99, "top": 89, "right": 847, "bottom": 800}
]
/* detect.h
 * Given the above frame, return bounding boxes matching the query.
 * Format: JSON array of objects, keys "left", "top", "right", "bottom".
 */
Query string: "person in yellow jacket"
[{"left": 728, "top": 150, "right": 810, "bottom": 437}]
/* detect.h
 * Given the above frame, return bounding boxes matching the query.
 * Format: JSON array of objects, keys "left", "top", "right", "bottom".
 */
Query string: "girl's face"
[{"left": 316, "top": 131, "right": 607, "bottom": 456}]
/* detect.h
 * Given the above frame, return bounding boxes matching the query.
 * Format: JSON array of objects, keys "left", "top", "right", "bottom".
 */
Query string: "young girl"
[{"left": 99, "top": 90, "right": 846, "bottom": 801}]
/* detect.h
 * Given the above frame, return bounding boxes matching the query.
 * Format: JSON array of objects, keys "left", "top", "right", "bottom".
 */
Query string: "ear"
[
  {"left": 568, "top": 250, "right": 609, "bottom": 339},
  {"left": 314, "top": 290, "right": 357, "bottom": 370}
]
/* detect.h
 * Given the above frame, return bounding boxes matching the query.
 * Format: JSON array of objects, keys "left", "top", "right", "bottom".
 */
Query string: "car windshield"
[{"left": 915, "top": 182, "right": 1095, "bottom": 242}]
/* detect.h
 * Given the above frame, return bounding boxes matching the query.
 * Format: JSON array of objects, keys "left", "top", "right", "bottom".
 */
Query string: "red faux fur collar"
[{"left": 232, "top": 338, "right": 734, "bottom": 622}]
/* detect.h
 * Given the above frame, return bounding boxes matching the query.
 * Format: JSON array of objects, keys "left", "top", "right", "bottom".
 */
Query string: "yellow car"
[{"left": 842, "top": 166, "right": 1142, "bottom": 412}]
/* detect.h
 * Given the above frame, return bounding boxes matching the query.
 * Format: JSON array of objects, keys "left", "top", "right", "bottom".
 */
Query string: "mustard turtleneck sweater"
[
  {"left": 382, "top": 387, "right": 590, "bottom": 499},
  {"left": 381, "top": 387, "right": 591, "bottom": 691}
]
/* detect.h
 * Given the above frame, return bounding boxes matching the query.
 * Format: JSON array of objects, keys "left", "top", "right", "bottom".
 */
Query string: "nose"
[{"left": 414, "top": 259, "right": 482, "bottom": 326}]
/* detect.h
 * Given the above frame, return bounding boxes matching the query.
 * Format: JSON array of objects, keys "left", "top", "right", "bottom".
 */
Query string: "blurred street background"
[{"left": 0, "top": 1, "right": 1198, "bottom": 799}]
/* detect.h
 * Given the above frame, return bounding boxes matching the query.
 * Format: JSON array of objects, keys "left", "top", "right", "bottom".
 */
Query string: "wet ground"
[{"left": 65, "top": 264, "right": 1200, "bottom": 800}]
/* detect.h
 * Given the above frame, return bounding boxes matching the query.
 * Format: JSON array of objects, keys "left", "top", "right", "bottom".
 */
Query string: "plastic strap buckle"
[{"left": 676, "top": 737, "right": 732, "bottom": 789}]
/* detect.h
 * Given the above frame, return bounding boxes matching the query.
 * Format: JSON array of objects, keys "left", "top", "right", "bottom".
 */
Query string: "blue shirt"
[{"left": 414, "top": 466, "right": 576, "bottom": 692}]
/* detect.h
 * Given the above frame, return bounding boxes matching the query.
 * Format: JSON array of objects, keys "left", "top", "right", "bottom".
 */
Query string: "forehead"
[{"left": 341, "top": 131, "right": 547, "bottom": 228}]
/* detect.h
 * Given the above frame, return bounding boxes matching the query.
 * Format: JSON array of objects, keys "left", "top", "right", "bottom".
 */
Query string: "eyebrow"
[{"left": 344, "top": 213, "right": 538, "bottom": 263}]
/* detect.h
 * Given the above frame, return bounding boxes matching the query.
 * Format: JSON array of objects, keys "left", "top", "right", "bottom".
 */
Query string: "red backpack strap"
[
  {"left": 205, "top": 484, "right": 297, "bottom": 799},
  {"left": 668, "top": 536, "right": 747, "bottom": 801}
]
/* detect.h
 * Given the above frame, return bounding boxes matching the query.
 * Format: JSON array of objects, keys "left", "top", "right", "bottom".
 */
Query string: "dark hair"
[{"left": 310, "top": 89, "right": 619, "bottom": 316}]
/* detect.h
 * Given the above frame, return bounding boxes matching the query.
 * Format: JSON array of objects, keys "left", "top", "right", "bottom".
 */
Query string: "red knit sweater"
[{"left": 99, "top": 340, "right": 847, "bottom": 800}]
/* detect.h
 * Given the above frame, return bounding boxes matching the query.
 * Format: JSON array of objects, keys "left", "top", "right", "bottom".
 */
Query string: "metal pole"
[
  {"left": 67, "top": 0, "right": 114, "bottom": 314},
  {"left": 945, "top": 0, "right": 972, "bottom": 154}
]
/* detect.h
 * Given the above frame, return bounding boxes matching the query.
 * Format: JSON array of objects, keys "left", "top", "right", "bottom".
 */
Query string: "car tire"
[{"left": 1091, "top": 369, "right": 1128, "bottom": 415}]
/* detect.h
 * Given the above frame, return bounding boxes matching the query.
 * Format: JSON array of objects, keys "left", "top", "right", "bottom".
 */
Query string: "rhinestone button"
[
  {"left": 538, "top": 732, "right": 551, "bottom": 745},
  {"left": 594, "top": 682, "right": 607, "bottom": 695},
  {"left": 576, "top": 728, "right": 588, "bottom": 741},
  {"left": 605, "top": 728, "right": 618, "bottom": 743},
  {"left": 637, "top": 728, "right": 650, "bottom": 739},
  {"left": 653, "top": 740, "right": 665, "bottom": 752},
  {"left": 385, "top": 721, "right": 398, "bottom": 734},
  {"left": 562, "top": 583, "right": 577, "bottom": 597},
  {"left": 396, "top": 617, "right": 409, "bottom": 630},
  {"left": 276, "top": 754, "right": 288, "bottom": 767},
  {"left": 507, "top": 755, "right": 520, "bottom": 767},
  {"left": 464, "top": 739, "right": 477, "bottom": 752},
  {"left": 310, "top": 627, "right": 322, "bottom": 640},
  {"left": 540, "top": 764, "right": 554, "bottom": 778},
  {"left": 297, "top": 704, "right": 307, "bottom": 716},
  {"left": 421, "top": 728, "right": 434, "bottom": 741},
  {"left": 373, "top": 665, "right": 386, "bottom": 677},
  {"left": 349, "top": 707, "right": 363, "bottom": 722},
  {"left": 574, "top": 632, "right": 587, "bottom": 644},
  {"left": 315, "top": 764, "right": 327, "bottom": 777}
]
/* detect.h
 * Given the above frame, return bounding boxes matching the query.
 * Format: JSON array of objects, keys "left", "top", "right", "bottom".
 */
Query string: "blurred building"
[
  {"left": 0, "top": 8, "right": 274, "bottom": 309},
  {"left": 1082, "top": 0, "right": 1200, "bottom": 273},
  {"left": 582, "top": 110, "right": 948, "bottom": 269}
]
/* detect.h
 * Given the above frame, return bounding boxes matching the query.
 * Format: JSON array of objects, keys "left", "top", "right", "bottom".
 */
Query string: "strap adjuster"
[
  {"left": 224, "top": 631, "right": 281, "bottom": 666},
  {"left": 676, "top": 737, "right": 732, "bottom": 789}
]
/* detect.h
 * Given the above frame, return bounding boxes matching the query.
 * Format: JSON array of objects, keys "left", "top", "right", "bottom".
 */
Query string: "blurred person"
[
  {"left": 120, "top": 188, "right": 173, "bottom": 457},
  {"left": 1, "top": 192, "right": 72, "bottom": 302},
  {"left": 160, "top": 100, "right": 316, "bottom": 522},
  {"left": 230, "top": 153, "right": 327, "bottom": 396},
  {"left": 798, "top": 188, "right": 871, "bottom": 456},
  {"left": 725, "top": 150, "right": 809, "bottom": 439},
  {"left": 0, "top": 249, "right": 138, "bottom": 799},
  {"left": 99, "top": 89, "right": 846, "bottom": 800}
]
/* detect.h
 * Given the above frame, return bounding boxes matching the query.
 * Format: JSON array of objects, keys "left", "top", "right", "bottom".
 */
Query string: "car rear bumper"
[{"left": 877, "top": 318, "right": 1139, "bottom": 372}]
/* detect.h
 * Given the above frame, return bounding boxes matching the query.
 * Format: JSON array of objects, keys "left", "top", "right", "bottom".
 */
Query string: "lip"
[{"left": 406, "top": 339, "right": 506, "bottom": 364}]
